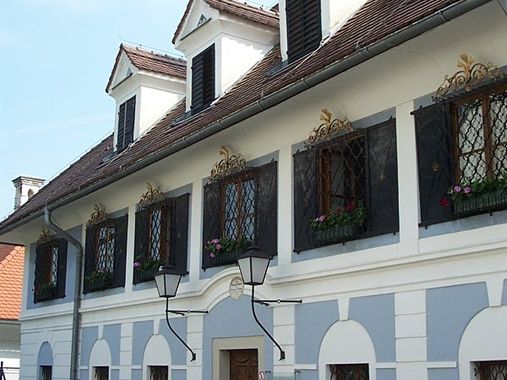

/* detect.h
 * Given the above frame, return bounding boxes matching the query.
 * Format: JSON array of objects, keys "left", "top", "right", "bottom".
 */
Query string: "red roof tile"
[
  {"left": 0, "top": 0, "right": 470, "bottom": 234},
  {"left": 172, "top": 0, "right": 279, "bottom": 44},
  {"left": 0, "top": 244, "right": 24, "bottom": 320}
]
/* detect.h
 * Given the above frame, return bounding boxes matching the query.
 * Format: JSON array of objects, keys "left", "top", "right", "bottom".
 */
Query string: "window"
[
  {"left": 191, "top": 44, "right": 215, "bottom": 112},
  {"left": 474, "top": 360, "right": 507, "bottom": 380},
  {"left": 294, "top": 120, "right": 398, "bottom": 252},
  {"left": 134, "top": 194, "right": 190, "bottom": 283},
  {"left": 415, "top": 83, "right": 507, "bottom": 225},
  {"left": 329, "top": 364, "right": 369, "bottom": 380},
  {"left": 286, "top": 0, "right": 322, "bottom": 62},
  {"left": 94, "top": 366, "right": 109, "bottom": 380},
  {"left": 40, "top": 365, "right": 52, "bottom": 380},
  {"left": 149, "top": 366, "right": 168, "bottom": 380},
  {"left": 84, "top": 215, "right": 128, "bottom": 293},
  {"left": 34, "top": 239, "right": 67, "bottom": 303},
  {"left": 116, "top": 96, "right": 136, "bottom": 152},
  {"left": 202, "top": 161, "right": 277, "bottom": 268}
]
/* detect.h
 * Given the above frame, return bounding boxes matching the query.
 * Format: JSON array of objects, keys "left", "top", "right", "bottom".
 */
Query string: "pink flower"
[
  {"left": 211, "top": 238, "right": 220, "bottom": 244},
  {"left": 318, "top": 215, "right": 326, "bottom": 222},
  {"left": 210, "top": 253, "right": 216, "bottom": 258},
  {"left": 464, "top": 186, "right": 472, "bottom": 194},
  {"left": 440, "top": 197, "right": 450, "bottom": 207},
  {"left": 345, "top": 202, "right": 356, "bottom": 212},
  {"left": 133, "top": 261, "right": 141, "bottom": 268},
  {"left": 453, "top": 185, "right": 462, "bottom": 193},
  {"left": 215, "top": 244, "right": 222, "bottom": 251}
]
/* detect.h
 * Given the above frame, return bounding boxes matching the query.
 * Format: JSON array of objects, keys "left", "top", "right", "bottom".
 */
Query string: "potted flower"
[
  {"left": 84, "top": 269, "right": 114, "bottom": 291},
  {"left": 36, "top": 281, "right": 57, "bottom": 301},
  {"left": 205, "top": 237, "right": 252, "bottom": 265},
  {"left": 309, "top": 201, "right": 366, "bottom": 244},
  {"left": 448, "top": 174, "right": 507, "bottom": 216},
  {"left": 133, "top": 256, "right": 164, "bottom": 284}
]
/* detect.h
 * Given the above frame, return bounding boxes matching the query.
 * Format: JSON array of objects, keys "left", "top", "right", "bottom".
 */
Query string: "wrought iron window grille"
[
  {"left": 34, "top": 238, "right": 67, "bottom": 303},
  {"left": 149, "top": 365, "right": 169, "bottom": 380},
  {"left": 94, "top": 366, "right": 109, "bottom": 380},
  {"left": 474, "top": 360, "right": 507, "bottom": 380},
  {"left": 40, "top": 365, "right": 52, "bottom": 380},
  {"left": 329, "top": 364, "right": 369, "bottom": 380}
]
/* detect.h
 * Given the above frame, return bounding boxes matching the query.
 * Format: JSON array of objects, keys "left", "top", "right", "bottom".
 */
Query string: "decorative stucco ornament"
[
  {"left": 308, "top": 108, "right": 353, "bottom": 145},
  {"left": 435, "top": 53, "right": 502, "bottom": 100},
  {"left": 139, "top": 182, "right": 165, "bottom": 207},
  {"left": 210, "top": 146, "right": 246, "bottom": 180},
  {"left": 87, "top": 204, "right": 108, "bottom": 226},
  {"left": 229, "top": 277, "right": 245, "bottom": 300}
]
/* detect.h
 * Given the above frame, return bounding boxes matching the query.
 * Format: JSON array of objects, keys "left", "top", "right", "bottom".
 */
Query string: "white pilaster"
[
  {"left": 278, "top": 145, "right": 293, "bottom": 265},
  {"left": 119, "top": 323, "right": 132, "bottom": 380},
  {"left": 273, "top": 305, "right": 295, "bottom": 377},
  {"left": 124, "top": 205, "right": 136, "bottom": 295},
  {"left": 189, "top": 180, "right": 204, "bottom": 282},
  {"left": 186, "top": 314, "right": 204, "bottom": 378}
]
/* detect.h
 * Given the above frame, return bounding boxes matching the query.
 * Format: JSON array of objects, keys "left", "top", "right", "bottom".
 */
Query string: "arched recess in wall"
[
  {"left": 318, "top": 320, "right": 376, "bottom": 380},
  {"left": 142, "top": 334, "right": 172, "bottom": 380},
  {"left": 88, "top": 339, "right": 112, "bottom": 380},
  {"left": 459, "top": 306, "right": 507, "bottom": 379},
  {"left": 37, "top": 341, "right": 54, "bottom": 367}
]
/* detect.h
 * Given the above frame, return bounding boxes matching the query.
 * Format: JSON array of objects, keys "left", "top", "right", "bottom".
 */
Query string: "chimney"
[{"left": 12, "top": 176, "right": 45, "bottom": 210}]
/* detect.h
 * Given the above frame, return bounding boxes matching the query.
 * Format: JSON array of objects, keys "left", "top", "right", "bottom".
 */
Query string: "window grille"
[
  {"left": 96, "top": 223, "right": 115, "bottom": 273},
  {"left": 329, "top": 364, "right": 369, "bottom": 380},
  {"left": 474, "top": 360, "right": 507, "bottom": 380},
  {"left": 34, "top": 239, "right": 67, "bottom": 303},
  {"left": 40, "top": 365, "right": 52, "bottom": 380},
  {"left": 150, "top": 366, "right": 168, "bottom": 380},
  {"left": 94, "top": 366, "right": 108, "bottom": 380}
]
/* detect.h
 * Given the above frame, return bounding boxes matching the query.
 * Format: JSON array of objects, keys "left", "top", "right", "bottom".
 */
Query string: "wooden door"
[{"left": 230, "top": 349, "right": 258, "bottom": 380}]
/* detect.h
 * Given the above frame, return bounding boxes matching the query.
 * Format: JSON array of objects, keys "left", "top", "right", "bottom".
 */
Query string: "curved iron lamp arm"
[
  {"left": 164, "top": 298, "right": 208, "bottom": 362},
  {"left": 250, "top": 286, "right": 302, "bottom": 361}
]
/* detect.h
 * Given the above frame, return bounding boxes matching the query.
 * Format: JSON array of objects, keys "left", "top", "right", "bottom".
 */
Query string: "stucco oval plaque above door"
[{"left": 229, "top": 277, "right": 244, "bottom": 300}]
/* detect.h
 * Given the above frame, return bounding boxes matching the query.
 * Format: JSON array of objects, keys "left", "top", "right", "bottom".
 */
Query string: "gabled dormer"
[
  {"left": 280, "top": 0, "right": 368, "bottom": 62},
  {"left": 173, "top": 0, "right": 279, "bottom": 113},
  {"left": 106, "top": 45, "right": 187, "bottom": 152}
]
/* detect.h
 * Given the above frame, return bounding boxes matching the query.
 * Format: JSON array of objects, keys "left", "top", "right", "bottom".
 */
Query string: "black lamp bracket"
[{"left": 167, "top": 309, "right": 209, "bottom": 316}]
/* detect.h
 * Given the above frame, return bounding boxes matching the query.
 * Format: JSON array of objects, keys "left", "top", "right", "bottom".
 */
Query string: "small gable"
[
  {"left": 173, "top": 0, "right": 218, "bottom": 45},
  {"left": 106, "top": 47, "right": 137, "bottom": 94}
]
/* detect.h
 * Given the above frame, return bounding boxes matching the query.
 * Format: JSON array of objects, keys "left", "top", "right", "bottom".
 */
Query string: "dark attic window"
[
  {"left": 286, "top": 0, "right": 322, "bottom": 63},
  {"left": 191, "top": 44, "right": 215, "bottom": 113},
  {"left": 116, "top": 95, "right": 136, "bottom": 152}
]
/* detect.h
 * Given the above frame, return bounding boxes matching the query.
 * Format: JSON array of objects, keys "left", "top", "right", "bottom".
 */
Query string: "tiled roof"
[
  {"left": 0, "top": 0, "right": 466, "bottom": 233},
  {"left": 106, "top": 44, "right": 186, "bottom": 92},
  {"left": 0, "top": 244, "right": 24, "bottom": 320},
  {"left": 172, "top": 0, "right": 279, "bottom": 44}
]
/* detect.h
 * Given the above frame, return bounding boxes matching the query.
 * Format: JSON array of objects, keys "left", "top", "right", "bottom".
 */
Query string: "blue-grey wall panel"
[
  {"left": 131, "top": 368, "right": 142, "bottom": 380},
  {"left": 349, "top": 293, "right": 396, "bottom": 363},
  {"left": 103, "top": 324, "right": 121, "bottom": 365},
  {"left": 295, "top": 301, "right": 339, "bottom": 364},
  {"left": 132, "top": 320, "right": 153, "bottom": 366},
  {"left": 110, "top": 368, "right": 120, "bottom": 380},
  {"left": 202, "top": 296, "right": 273, "bottom": 379},
  {"left": 294, "top": 369, "right": 317, "bottom": 380},
  {"left": 172, "top": 369, "right": 187, "bottom": 380},
  {"left": 427, "top": 282, "right": 488, "bottom": 361},
  {"left": 37, "top": 342, "right": 53, "bottom": 366},
  {"left": 159, "top": 317, "right": 187, "bottom": 365},
  {"left": 502, "top": 279, "right": 507, "bottom": 305},
  {"left": 428, "top": 368, "right": 459, "bottom": 380},
  {"left": 80, "top": 326, "right": 99, "bottom": 366},
  {"left": 377, "top": 368, "right": 396, "bottom": 380},
  {"left": 80, "top": 369, "right": 89, "bottom": 380}
]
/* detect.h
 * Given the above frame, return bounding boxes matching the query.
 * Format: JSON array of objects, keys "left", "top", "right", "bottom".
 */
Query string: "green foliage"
[
  {"left": 309, "top": 201, "right": 366, "bottom": 231},
  {"left": 205, "top": 237, "right": 253, "bottom": 258},
  {"left": 449, "top": 173, "right": 507, "bottom": 201},
  {"left": 85, "top": 270, "right": 113, "bottom": 284}
]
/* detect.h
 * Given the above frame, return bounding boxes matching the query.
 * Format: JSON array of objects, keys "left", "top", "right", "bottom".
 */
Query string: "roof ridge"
[
  {"left": 206, "top": 0, "right": 279, "bottom": 17},
  {"left": 122, "top": 44, "right": 186, "bottom": 65}
]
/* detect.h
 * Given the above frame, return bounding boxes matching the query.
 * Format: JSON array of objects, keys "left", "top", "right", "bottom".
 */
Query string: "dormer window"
[
  {"left": 116, "top": 96, "right": 136, "bottom": 152},
  {"left": 191, "top": 44, "right": 215, "bottom": 113},
  {"left": 286, "top": 0, "right": 322, "bottom": 62}
]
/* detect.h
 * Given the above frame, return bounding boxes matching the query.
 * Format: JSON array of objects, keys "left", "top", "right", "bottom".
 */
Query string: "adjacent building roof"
[
  {"left": 0, "top": 0, "right": 468, "bottom": 234},
  {"left": 172, "top": 0, "right": 279, "bottom": 44},
  {"left": 106, "top": 44, "right": 186, "bottom": 92},
  {"left": 0, "top": 244, "right": 24, "bottom": 320}
]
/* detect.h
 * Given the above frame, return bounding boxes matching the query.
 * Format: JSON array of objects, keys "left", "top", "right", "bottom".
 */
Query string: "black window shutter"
[
  {"left": 134, "top": 207, "right": 149, "bottom": 262},
  {"left": 367, "top": 120, "right": 399, "bottom": 236},
  {"left": 191, "top": 45, "right": 215, "bottom": 112},
  {"left": 56, "top": 239, "right": 68, "bottom": 298},
  {"left": 293, "top": 149, "right": 318, "bottom": 252},
  {"left": 170, "top": 193, "right": 190, "bottom": 274},
  {"left": 202, "top": 181, "right": 220, "bottom": 269},
  {"left": 286, "top": 0, "right": 322, "bottom": 62},
  {"left": 255, "top": 161, "right": 278, "bottom": 256},
  {"left": 414, "top": 102, "right": 453, "bottom": 226},
  {"left": 113, "top": 215, "right": 128, "bottom": 287},
  {"left": 124, "top": 96, "right": 136, "bottom": 147},
  {"left": 116, "top": 102, "right": 126, "bottom": 151},
  {"left": 83, "top": 225, "right": 97, "bottom": 294},
  {"left": 34, "top": 244, "right": 44, "bottom": 303}
]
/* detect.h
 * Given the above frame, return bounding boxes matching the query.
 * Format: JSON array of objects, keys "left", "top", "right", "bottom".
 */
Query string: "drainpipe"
[{"left": 44, "top": 206, "right": 82, "bottom": 380}]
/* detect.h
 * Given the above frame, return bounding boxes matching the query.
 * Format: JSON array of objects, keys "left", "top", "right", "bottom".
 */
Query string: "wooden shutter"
[
  {"left": 286, "top": 0, "right": 322, "bottom": 62},
  {"left": 83, "top": 225, "right": 97, "bottom": 294},
  {"left": 191, "top": 45, "right": 215, "bottom": 112},
  {"left": 124, "top": 96, "right": 136, "bottom": 147},
  {"left": 113, "top": 215, "right": 128, "bottom": 287},
  {"left": 116, "top": 102, "right": 126, "bottom": 151},
  {"left": 202, "top": 181, "right": 220, "bottom": 269},
  {"left": 170, "top": 194, "right": 190, "bottom": 274},
  {"left": 293, "top": 149, "right": 318, "bottom": 252},
  {"left": 34, "top": 244, "right": 44, "bottom": 303},
  {"left": 56, "top": 239, "right": 68, "bottom": 298},
  {"left": 134, "top": 207, "right": 149, "bottom": 262},
  {"left": 367, "top": 120, "right": 399, "bottom": 236},
  {"left": 256, "top": 161, "right": 278, "bottom": 256},
  {"left": 414, "top": 103, "right": 453, "bottom": 226}
]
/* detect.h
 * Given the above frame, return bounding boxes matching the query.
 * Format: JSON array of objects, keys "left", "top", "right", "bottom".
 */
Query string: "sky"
[{"left": 0, "top": 0, "right": 277, "bottom": 220}]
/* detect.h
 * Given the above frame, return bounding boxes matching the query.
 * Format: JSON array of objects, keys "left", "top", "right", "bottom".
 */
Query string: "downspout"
[{"left": 44, "top": 206, "right": 82, "bottom": 380}]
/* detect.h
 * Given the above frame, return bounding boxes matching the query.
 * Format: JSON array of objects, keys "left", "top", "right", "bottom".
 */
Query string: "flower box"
[
  {"left": 314, "top": 224, "right": 362, "bottom": 244},
  {"left": 133, "top": 266, "right": 160, "bottom": 284},
  {"left": 84, "top": 273, "right": 114, "bottom": 292},
  {"left": 209, "top": 248, "right": 246, "bottom": 267},
  {"left": 35, "top": 284, "right": 56, "bottom": 302},
  {"left": 453, "top": 190, "right": 507, "bottom": 217}
]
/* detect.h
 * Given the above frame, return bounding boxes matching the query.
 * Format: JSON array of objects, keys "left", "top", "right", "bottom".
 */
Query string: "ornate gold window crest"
[
  {"left": 87, "top": 204, "right": 108, "bottom": 226},
  {"left": 210, "top": 146, "right": 246, "bottom": 180},
  {"left": 139, "top": 182, "right": 165, "bottom": 207},
  {"left": 37, "top": 226, "right": 52, "bottom": 244},
  {"left": 308, "top": 108, "right": 353, "bottom": 145},
  {"left": 435, "top": 53, "right": 503, "bottom": 100}
]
